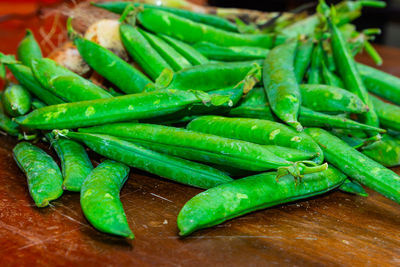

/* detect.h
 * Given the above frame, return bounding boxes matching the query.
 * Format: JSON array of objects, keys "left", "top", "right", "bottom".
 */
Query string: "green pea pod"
[
  {"left": 177, "top": 166, "right": 346, "bottom": 236},
  {"left": 228, "top": 104, "right": 276, "bottom": 121},
  {"left": 299, "top": 107, "right": 385, "bottom": 133},
  {"left": 17, "top": 29, "right": 42, "bottom": 66},
  {"left": 0, "top": 94, "right": 20, "bottom": 136},
  {"left": 120, "top": 21, "right": 172, "bottom": 80},
  {"left": 193, "top": 42, "right": 269, "bottom": 62},
  {"left": 300, "top": 84, "right": 369, "bottom": 114},
  {"left": 31, "top": 58, "right": 112, "bottom": 102},
  {"left": 328, "top": 16, "right": 379, "bottom": 127},
  {"left": 357, "top": 63, "right": 400, "bottom": 105},
  {"left": 80, "top": 159, "right": 133, "bottom": 239},
  {"left": 67, "top": 19, "right": 152, "bottom": 94},
  {"left": 159, "top": 34, "right": 209, "bottom": 65},
  {"left": 305, "top": 127, "right": 400, "bottom": 204},
  {"left": 294, "top": 38, "right": 314, "bottom": 83},
  {"left": 186, "top": 115, "right": 324, "bottom": 164},
  {"left": 370, "top": 94, "right": 400, "bottom": 132},
  {"left": 57, "top": 131, "right": 233, "bottom": 189},
  {"left": 0, "top": 53, "right": 64, "bottom": 105},
  {"left": 321, "top": 61, "right": 344, "bottom": 88},
  {"left": 13, "top": 142, "right": 63, "bottom": 207},
  {"left": 307, "top": 43, "right": 323, "bottom": 85},
  {"left": 46, "top": 133, "right": 93, "bottom": 192},
  {"left": 137, "top": 9, "right": 273, "bottom": 48},
  {"left": 92, "top": 2, "right": 238, "bottom": 32},
  {"left": 339, "top": 179, "right": 368, "bottom": 197},
  {"left": 78, "top": 122, "right": 327, "bottom": 176},
  {"left": 165, "top": 61, "right": 260, "bottom": 92},
  {"left": 139, "top": 29, "right": 192, "bottom": 71},
  {"left": 361, "top": 134, "right": 400, "bottom": 167},
  {"left": 15, "top": 89, "right": 206, "bottom": 130},
  {"left": 263, "top": 41, "right": 302, "bottom": 131},
  {"left": 2, "top": 83, "right": 31, "bottom": 116},
  {"left": 31, "top": 98, "right": 46, "bottom": 110}
]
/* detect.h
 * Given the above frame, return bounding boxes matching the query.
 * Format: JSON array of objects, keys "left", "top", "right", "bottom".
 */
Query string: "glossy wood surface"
[{"left": 1, "top": 3, "right": 400, "bottom": 267}]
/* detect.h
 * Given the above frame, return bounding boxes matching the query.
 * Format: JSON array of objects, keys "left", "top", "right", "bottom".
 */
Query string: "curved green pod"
[
  {"left": 159, "top": 34, "right": 209, "bottom": 65},
  {"left": 15, "top": 89, "right": 204, "bottom": 130},
  {"left": 186, "top": 115, "right": 324, "bottom": 164},
  {"left": 17, "top": 29, "right": 42, "bottom": 66},
  {"left": 339, "top": 179, "right": 368, "bottom": 197},
  {"left": 166, "top": 61, "right": 260, "bottom": 92},
  {"left": 31, "top": 58, "right": 112, "bottom": 102},
  {"left": 79, "top": 122, "right": 326, "bottom": 174},
  {"left": 370, "top": 94, "right": 400, "bottom": 132},
  {"left": 300, "top": 84, "right": 369, "bottom": 114},
  {"left": 0, "top": 94, "right": 20, "bottom": 136},
  {"left": 80, "top": 160, "right": 134, "bottom": 239},
  {"left": 305, "top": 128, "right": 400, "bottom": 204},
  {"left": 307, "top": 43, "right": 323, "bottom": 85},
  {"left": 120, "top": 24, "right": 172, "bottom": 80},
  {"left": 137, "top": 9, "right": 273, "bottom": 48},
  {"left": 67, "top": 19, "right": 152, "bottom": 94},
  {"left": 13, "top": 142, "right": 63, "bottom": 207},
  {"left": 263, "top": 41, "right": 302, "bottom": 131},
  {"left": 0, "top": 54, "right": 64, "bottom": 105},
  {"left": 2, "top": 83, "right": 31, "bottom": 117},
  {"left": 357, "top": 63, "right": 400, "bottom": 105},
  {"left": 59, "top": 131, "right": 233, "bottom": 189},
  {"left": 140, "top": 29, "right": 192, "bottom": 71},
  {"left": 177, "top": 167, "right": 346, "bottom": 236},
  {"left": 361, "top": 134, "right": 400, "bottom": 167},
  {"left": 46, "top": 133, "right": 93, "bottom": 192},
  {"left": 294, "top": 38, "right": 314, "bottom": 83},
  {"left": 193, "top": 42, "right": 269, "bottom": 61}
]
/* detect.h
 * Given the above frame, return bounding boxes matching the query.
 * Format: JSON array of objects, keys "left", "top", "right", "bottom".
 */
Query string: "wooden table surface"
[{"left": 1, "top": 3, "right": 400, "bottom": 267}]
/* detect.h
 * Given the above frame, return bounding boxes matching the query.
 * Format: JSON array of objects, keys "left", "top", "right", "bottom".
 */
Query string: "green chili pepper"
[
  {"left": 46, "top": 133, "right": 93, "bottom": 192},
  {"left": 15, "top": 89, "right": 208, "bottom": 130},
  {"left": 80, "top": 159, "right": 134, "bottom": 239},
  {"left": 17, "top": 29, "right": 42, "bottom": 66},
  {"left": 2, "top": 83, "right": 31, "bottom": 117},
  {"left": 159, "top": 34, "right": 209, "bottom": 65},
  {"left": 13, "top": 142, "right": 63, "bottom": 207},
  {"left": 31, "top": 58, "right": 112, "bottom": 102},
  {"left": 137, "top": 9, "right": 273, "bottom": 48},
  {"left": 140, "top": 29, "right": 192, "bottom": 71},
  {"left": 193, "top": 42, "right": 269, "bottom": 61},
  {"left": 177, "top": 166, "right": 346, "bottom": 236},
  {"left": 67, "top": 18, "right": 153, "bottom": 94},
  {"left": 79, "top": 122, "right": 327, "bottom": 176},
  {"left": 370, "top": 94, "right": 400, "bottom": 132},
  {"left": 294, "top": 38, "right": 314, "bottom": 83},
  {"left": 305, "top": 127, "right": 400, "bottom": 204},
  {"left": 263, "top": 41, "right": 302, "bottom": 131},
  {"left": 339, "top": 179, "right": 368, "bottom": 197},
  {"left": 357, "top": 63, "right": 400, "bottom": 105},
  {"left": 56, "top": 131, "right": 233, "bottom": 189}
]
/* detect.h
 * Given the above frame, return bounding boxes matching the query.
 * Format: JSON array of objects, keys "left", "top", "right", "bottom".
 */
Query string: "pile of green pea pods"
[{"left": 1, "top": 0, "right": 399, "bottom": 239}]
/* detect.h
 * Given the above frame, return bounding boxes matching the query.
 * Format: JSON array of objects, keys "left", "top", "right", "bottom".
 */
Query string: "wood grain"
[{"left": 1, "top": 4, "right": 400, "bottom": 267}]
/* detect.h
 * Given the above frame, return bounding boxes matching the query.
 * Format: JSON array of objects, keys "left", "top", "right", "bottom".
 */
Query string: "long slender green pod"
[
  {"left": 138, "top": 9, "right": 273, "bottom": 48},
  {"left": 357, "top": 63, "right": 400, "bottom": 105},
  {"left": 305, "top": 127, "right": 400, "bottom": 204},
  {"left": 0, "top": 54, "right": 64, "bottom": 105},
  {"left": 321, "top": 61, "right": 344, "bottom": 88},
  {"left": 15, "top": 89, "right": 205, "bottom": 130},
  {"left": 78, "top": 122, "right": 326, "bottom": 174},
  {"left": 370, "top": 94, "right": 400, "bottom": 132},
  {"left": 186, "top": 115, "right": 323, "bottom": 164},
  {"left": 263, "top": 41, "right": 302, "bottom": 131},
  {"left": 361, "top": 134, "right": 400, "bottom": 167},
  {"left": 120, "top": 22, "right": 172, "bottom": 80},
  {"left": 178, "top": 167, "right": 346, "bottom": 236},
  {"left": 17, "top": 29, "right": 42, "bottom": 66},
  {"left": 294, "top": 38, "right": 314, "bottom": 83},
  {"left": 300, "top": 84, "right": 369, "bottom": 114},
  {"left": 339, "top": 179, "right": 368, "bottom": 197},
  {"left": 80, "top": 160, "right": 133, "bottom": 239},
  {"left": 193, "top": 42, "right": 269, "bottom": 61},
  {"left": 2, "top": 83, "right": 31, "bottom": 116},
  {"left": 57, "top": 131, "right": 233, "bottom": 189},
  {"left": 140, "top": 29, "right": 192, "bottom": 71},
  {"left": 159, "top": 34, "right": 209, "bottom": 65},
  {"left": 92, "top": 1, "right": 238, "bottom": 32},
  {"left": 31, "top": 58, "right": 112, "bottom": 102},
  {"left": 67, "top": 19, "right": 152, "bottom": 94},
  {"left": 13, "top": 142, "right": 63, "bottom": 207},
  {"left": 46, "top": 133, "right": 93, "bottom": 192},
  {"left": 307, "top": 43, "right": 323, "bottom": 85}
]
